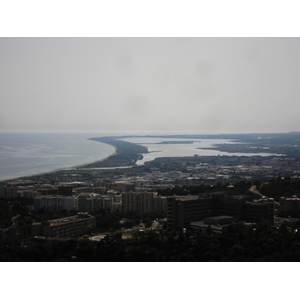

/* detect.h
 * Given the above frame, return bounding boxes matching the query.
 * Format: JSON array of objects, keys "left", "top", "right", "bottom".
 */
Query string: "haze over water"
[
  {"left": 0, "top": 132, "right": 115, "bottom": 181},
  {"left": 120, "top": 137, "right": 278, "bottom": 165},
  {"left": 0, "top": 133, "right": 281, "bottom": 181}
]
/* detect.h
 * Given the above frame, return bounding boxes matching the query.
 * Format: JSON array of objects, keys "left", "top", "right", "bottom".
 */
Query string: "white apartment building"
[
  {"left": 78, "top": 193, "right": 116, "bottom": 213},
  {"left": 34, "top": 195, "right": 77, "bottom": 212},
  {"left": 121, "top": 191, "right": 167, "bottom": 215}
]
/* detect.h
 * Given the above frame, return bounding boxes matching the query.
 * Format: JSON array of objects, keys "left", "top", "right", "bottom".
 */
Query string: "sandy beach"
[{"left": 0, "top": 142, "right": 119, "bottom": 183}]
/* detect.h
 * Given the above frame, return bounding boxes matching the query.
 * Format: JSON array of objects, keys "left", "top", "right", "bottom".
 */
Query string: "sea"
[
  {"left": 0, "top": 133, "right": 278, "bottom": 182},
  {"left": 0, "top": 132, "right": 115, "bottom": 181}
]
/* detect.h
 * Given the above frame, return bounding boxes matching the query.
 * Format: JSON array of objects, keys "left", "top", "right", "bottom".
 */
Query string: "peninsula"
[{"left": 81, "top": 137, "right": 149, "bottom": 168}]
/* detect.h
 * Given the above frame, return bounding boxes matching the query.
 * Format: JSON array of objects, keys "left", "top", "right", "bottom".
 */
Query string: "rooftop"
[
  {"left": 205, "top": 216, "right": 235, "bottom": 221},
  {"left": 175, "top": 196, "right": 200, "bottom": 201},
  {"left": 33, "top": 213, "right": 94, "bottom": 227}
]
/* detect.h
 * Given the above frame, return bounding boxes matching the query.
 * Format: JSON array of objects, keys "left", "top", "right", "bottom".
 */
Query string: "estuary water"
[
  {"left": 0, "top": 133, "right": 279, "bottom": 182},
  {"left": 119, "top": 137, "right": 278, "bottom": 165},
  {"left": 0, "top": 132, "right": 115, "bottom": 181}
]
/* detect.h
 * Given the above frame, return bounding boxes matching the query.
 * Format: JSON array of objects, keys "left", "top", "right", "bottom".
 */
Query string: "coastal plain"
[{"left": 10, "top": 132, "right": 300, "bottom": 186}]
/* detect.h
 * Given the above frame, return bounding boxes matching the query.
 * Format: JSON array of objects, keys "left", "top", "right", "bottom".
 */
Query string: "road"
[
  {"left": 249, "top": 185, "right": 264, "bottom": 197},
  {"left": 89, "top": 234, "right": 132, "bottom": 241}
]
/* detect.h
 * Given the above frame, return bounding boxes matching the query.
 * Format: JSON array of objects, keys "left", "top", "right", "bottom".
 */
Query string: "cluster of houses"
[{"left": 1, "top": 181, "right": 300, "bottom": 240}]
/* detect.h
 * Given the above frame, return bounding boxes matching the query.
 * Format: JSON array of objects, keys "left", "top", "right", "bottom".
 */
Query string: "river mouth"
[{"left": 119, "top": 137, "right": 282, "bottom": 166}]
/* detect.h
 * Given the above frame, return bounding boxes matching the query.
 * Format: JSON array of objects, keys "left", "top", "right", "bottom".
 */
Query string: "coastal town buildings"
[
  {"left": 279, "top": 196, "right": 300, "bottom": 212},
  {"left": 243, "top": 200, "right": 275, "bottom": 222},
  {"left": 18, "top": 189, "right": 41, "bottom": 198},
  {"left": 0, "top": 186, "right": 18, "bottom": 199},
  {"left": 34, "top": 195, "right": 77, "bottom": 212},
  {"left": 167, "top": 196, "right": 215, "bottom": 229},
  {"left": 121, "top": 191, "right": 167, "bottom": 215},
  {"left": 31, "top": 213, "right": 96, "bottom": 238},
  {"left": 78, "top": 193, "right": 120, "bottom": 213},
  {"left": 74, "top": 186, "right": 106, "bottom": 195},
  {"left": 167, "top": 195, "right": 275, "bottom": 230},
  {"left": 57, "top": 185, "right": 73, "bottom": 196}
]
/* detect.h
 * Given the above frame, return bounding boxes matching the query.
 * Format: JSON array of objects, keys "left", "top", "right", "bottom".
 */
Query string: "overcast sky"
[{"left": 1, "top": 37, "right": 299, "bottom": 134}]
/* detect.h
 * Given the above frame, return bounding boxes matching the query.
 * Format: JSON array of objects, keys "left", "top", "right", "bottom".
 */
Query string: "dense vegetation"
[
  {"left": 2, "top": 177, "right": 300, "bottom": 261},
  {"left": 156, "top": 177, "right": 300, "bottom": 199},
  {"left": 199, "top": 131, "right": 300, "bottom": 157},
  {"left": 14, "top": 131, "right": 300, "bottom": 184},
  {"left": 259, "top": 176, "right": 300, "bottom": 198},
  {"left": 2, "top": 131, "right": 300, "bottom": 261},
  {"left": 82, "top": 137, "right": 149, "bottom": 167},
  {"left": 2, "top": 220, "right": 300, "bottom": 262},
  {"left": 114, "top": 132, "right": 300, "bottom": 156},
  {"left": 16, "top": 155, "right": 273, "bottom": 184}
]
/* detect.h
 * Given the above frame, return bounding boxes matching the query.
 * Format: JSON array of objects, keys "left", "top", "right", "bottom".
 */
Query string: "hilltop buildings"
[
  {"left": 0, "top": 186, "right": 18, "bottom": 199},
  {"left": 78, "top": 193, "right": 121, "bottom": 213},
  {"left": 1, "top": 174, "right": 291, "bottom": 237},
  {"left": 34, "top": 195, "right": 77, "bottom": 212},
  {"left": 31, "top": 212, "right": 96, "bottom": 238},
  {"left": 121, "top": 191, "right": 167, "bottom": 215},
  {"left": 279, "top": 196, "right": 300, "bottom": 212},
  {"left": 167, "top": 195, "right": 275, "bottom": 230}
]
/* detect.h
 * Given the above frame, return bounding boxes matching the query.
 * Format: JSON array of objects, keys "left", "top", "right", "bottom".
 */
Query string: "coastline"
[
  {"left": 1, "top": 136, "right": 147, "bottom": 183},
  {"left": 80, "top": 137, "right": 149, "bottom": 168},
  {"left": 70, "top": 145, "right": 118, "bottom": 169},
  {"left": 0, "top": 142, "right": 119, "bottom": 183},
  {"left": 2, "top": 132, "right": 292, "bottom": 183}
]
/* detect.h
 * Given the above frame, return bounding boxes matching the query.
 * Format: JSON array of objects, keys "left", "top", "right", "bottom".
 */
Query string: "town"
[{"left": 1, "top": 133, "right": 300, "bottom": 261}]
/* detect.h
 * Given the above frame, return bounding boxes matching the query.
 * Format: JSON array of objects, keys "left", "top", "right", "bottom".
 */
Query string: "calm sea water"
[
  {"left": 0, "top": 133, "right": 279, "bottom": 181},
  {"left": 0, "top": 132, "right": 115, "bottom": 181}
]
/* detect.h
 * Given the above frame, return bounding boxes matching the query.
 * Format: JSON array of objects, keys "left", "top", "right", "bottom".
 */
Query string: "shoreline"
[
  {"left": 1, "top": 136, "right": 148, "bottom": 183},
  {"left": 1, "top": 135, "right": 149, "bottom": 182},
  {"left": 0, "top": 143, "right": 119, "bottom": 183},
  {"left": 2, "top": 132, "right": 294, "bottom": 183},
  {"left": 70, "top": 145, "right": 118, "bottom": 169}
]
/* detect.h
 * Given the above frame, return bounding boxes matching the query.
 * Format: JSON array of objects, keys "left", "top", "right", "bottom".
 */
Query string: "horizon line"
[{"left": 0, "top": 130, "right": 299, "bottom": 135}]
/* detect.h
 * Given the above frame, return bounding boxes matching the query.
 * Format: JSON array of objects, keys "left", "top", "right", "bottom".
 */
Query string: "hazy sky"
[{"left": 1, "top": 37, "right": 300, "bottom": 134}]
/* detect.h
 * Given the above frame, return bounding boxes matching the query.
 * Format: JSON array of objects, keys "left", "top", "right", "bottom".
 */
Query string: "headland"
[{"left": 71, "top": 136, "right": 149, "bottom": 168}]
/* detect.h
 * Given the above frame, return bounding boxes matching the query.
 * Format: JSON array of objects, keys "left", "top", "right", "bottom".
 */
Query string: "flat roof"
[
  {"left": 205, "top": 216, "right": 235, "bottom": 220},
  {"left": 175, "top": 196, "right": 202, "bottom": 201},
  {"left": 33, "top": 214, "right": 95, "bottom": 227},
  {"left": 190, "top": 223, "right": 228, "bottom": 231}
]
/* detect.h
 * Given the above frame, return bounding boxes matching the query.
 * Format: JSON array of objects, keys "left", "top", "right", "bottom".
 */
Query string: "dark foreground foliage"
[{"left": 2, "top": 220, "right": 300, "bottom": 262}]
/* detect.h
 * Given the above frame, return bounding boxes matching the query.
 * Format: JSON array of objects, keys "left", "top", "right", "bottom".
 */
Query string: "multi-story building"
[
  {"left": 242, "top": 200, "right": 275, "bottom": 223},
  {"left": 0, "top": 186, "right": 18, "bottom": 199},
  {"left": 279, "top": 196, "right": 300, "bottom": 212},
  {"left": 111, "top": 201, "right": 122, "bottom": 212},
  {"left": 57, "top": 185, "right": 73, "bottom": 196},
  {"left": 78, "top": 193, "right": 117, "bottom": 213},
  {"left": 34, "top": 184, "right": 73, "bottom": 196},
  {"left": 215, "top": 196, "right": 246, "bottom": 219},
  {"left": 73, "top": 186, "right": 106, "bottom": 195},
  {"left": 34, "top": 195, "right": 77, "bottom": 212},
  {"left": 35, "top": 185, "right": 57, "bottom": 196},
  {"left": 121, "top": 191, "right": 167, "bottom": 215},
  {"left": 117, "top": 183, "right": 136, "bottom": 193},
  {"left": 167, "top": 195, "right": 275, "bottom": 230},
  {"left": 19, "top": 190, "right": 41, "bottom": 198},
  {"left": 167, "top": 196, "right": 215, "bottom": 229},
  {"left": 31, "top": 213, "right": 96, "bottom": 238}
]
